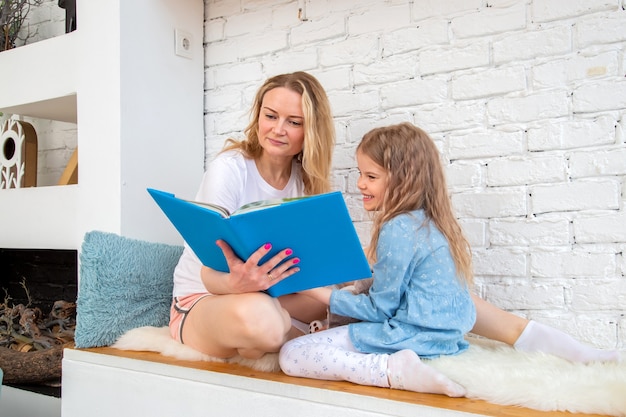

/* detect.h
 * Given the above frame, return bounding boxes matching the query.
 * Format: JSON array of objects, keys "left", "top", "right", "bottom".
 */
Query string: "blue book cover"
[{"left": 148, "top": 188, "right": 372, "bottom": 297}]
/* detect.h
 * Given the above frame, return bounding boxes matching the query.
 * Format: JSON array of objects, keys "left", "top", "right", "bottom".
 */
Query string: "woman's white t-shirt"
[{"left": 172, "top": 150, "right": 305, "bottom": 297}]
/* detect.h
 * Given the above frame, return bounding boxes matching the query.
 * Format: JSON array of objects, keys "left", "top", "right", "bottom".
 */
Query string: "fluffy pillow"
[{"left": 74, "top": 231, "right": 183, "bottom": 348}]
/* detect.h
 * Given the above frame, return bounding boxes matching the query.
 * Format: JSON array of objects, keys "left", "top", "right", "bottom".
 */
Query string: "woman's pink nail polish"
[
  {"left": 292, "top": 258, "right": 300, "bottom": 264},
  {"left": 285, "top": 249, "right": 293, "bottom": 256},
  {"left": 264, "top": 243, "right": 272, "bottom": 250}
]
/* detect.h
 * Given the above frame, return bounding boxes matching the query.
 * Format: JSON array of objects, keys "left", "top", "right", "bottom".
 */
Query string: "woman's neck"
[{"left": 255, "top": 154, "right": 292, "bottom": 190}]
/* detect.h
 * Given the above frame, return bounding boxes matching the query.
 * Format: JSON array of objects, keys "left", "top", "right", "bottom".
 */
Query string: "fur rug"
[
  {"left": 113, "top": 326, "right": 626, "bottom": 416},
  {"left": 112, "top": 325, "right": 281, "bottom": 372}
]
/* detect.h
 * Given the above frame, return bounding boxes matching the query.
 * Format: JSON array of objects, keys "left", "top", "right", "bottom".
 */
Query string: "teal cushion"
[{"left": 74, "top": 231, "right": 183, "bottom": 348}]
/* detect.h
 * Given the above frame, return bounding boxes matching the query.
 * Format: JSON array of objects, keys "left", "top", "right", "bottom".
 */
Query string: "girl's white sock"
[
  {"left": 514, "top": 320, "right": 621, "bottom": 363},
  {"left": 387, "top": 349, "right": 466, "bottom": 397}
]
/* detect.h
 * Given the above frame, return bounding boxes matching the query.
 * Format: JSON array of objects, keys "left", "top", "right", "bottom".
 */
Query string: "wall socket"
[{"left": 175, "top": 29, "right": 193, "bottom": 59}]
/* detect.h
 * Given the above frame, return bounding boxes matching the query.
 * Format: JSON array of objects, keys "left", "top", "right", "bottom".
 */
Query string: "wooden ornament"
[{"left": 0, "top": 119, "right": 38, "bottom": 189}]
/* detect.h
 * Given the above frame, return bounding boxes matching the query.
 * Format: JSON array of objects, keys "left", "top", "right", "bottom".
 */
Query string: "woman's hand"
[{"left": 203, "top": 239, "right": 300, "bottom": 294}]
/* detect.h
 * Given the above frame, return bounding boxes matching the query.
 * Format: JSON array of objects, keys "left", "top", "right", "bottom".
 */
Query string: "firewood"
[{"left": 0, "top": 343, "right": 70, "bottom": 384}]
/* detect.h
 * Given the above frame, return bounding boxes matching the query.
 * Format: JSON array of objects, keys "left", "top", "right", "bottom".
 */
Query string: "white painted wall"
[
  {"left": 74, "top": 0, "right": 205, "bottom": 245},
  {"left": 203, "top": 0, "right": 626, "bottom": 350}
]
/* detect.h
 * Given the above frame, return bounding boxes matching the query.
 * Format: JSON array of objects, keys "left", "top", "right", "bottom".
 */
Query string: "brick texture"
[{"left": 203, "top": 0, "right": 626, "bottom": 350}]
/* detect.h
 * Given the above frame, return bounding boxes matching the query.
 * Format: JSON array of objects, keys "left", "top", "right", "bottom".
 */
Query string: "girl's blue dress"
[{"left": 330, "top": 210, "right": 476, "bottom": 359}]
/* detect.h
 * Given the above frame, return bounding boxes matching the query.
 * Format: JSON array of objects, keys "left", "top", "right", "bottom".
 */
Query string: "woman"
[
  {"left": 170, "top": 71, "right": 619, "bottom": 364},
  {"left": 169, "top": 72, "right": 333, "bottom": 359}
]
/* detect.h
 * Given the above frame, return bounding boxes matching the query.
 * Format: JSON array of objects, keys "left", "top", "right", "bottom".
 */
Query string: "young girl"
[{"left": 279, "top": 122, "right": 476, "bottom": 397}]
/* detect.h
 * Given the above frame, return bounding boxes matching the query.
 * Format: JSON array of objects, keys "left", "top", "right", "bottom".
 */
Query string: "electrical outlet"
[
  {"left": 175, "top": 29, "right": 193, "bottom": 59},
  {"left": 298, "top": 0, "right": 308, "bottom": 21}
]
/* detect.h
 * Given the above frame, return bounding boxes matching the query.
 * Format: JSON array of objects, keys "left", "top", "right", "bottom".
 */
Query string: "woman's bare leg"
[
  {"left": 471, "top": 294, "right": 620, "bottom": 363},
  {"left": 470, "top": 294, "right": 528, "bottom": 345},
  {"left": 182, "top": 292, "right": 292, "bottom": 359},
  {"left": 513, "top": 320, "right": 620, "bottom": 363},
  {"left": 279, "top": 292, "right": 327, "bottom": 323}
]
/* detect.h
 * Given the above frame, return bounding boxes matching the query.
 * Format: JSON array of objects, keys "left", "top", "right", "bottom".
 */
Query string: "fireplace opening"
[{"left": 0, "top": 248, "right": 78, "bottom": 398}]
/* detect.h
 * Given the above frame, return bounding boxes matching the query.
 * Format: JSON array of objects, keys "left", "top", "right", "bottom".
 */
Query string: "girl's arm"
[
  {"left": 331, "top": 218, "right": 415, "bottom": 322},
  {"left": 278, "top": 292, "right": 328, "bottom": 323}
]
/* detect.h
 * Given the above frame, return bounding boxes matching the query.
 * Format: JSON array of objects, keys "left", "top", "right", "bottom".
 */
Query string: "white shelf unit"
[
  {"left": 0, "top": 0, "right": 204, "bottom": 250},
  {"left": 0, "top": 32, "right": 78, "bottom": 123}
]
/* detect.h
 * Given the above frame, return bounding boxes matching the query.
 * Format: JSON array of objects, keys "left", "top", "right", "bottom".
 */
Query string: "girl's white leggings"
[{"left": 278, "top": 325, "right": 391, "bottom": 388}]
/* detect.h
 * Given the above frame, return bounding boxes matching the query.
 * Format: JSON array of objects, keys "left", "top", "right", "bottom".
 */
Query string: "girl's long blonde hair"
[
  {"left": 358, "top": 122, "right": 473, "bottom": 285},
  {"left": 222, "top": 72, "right": 335, "bottom": 196}
]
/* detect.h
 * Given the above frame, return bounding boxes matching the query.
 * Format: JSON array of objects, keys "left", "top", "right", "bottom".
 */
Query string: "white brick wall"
[{"left": 204, "top": 0, "right": 626, "bottom": 349}]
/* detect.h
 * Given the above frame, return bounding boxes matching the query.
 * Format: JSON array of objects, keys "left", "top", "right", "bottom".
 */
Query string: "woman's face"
[{"left": 257, "top": 87, "right": 305, "bottom": 158}]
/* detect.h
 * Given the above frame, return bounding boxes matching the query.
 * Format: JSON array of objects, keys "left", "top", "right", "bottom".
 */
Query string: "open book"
[
  {"left": 148, "top": 188, "right": 372, "bottom": 297},
  {"left": 189, "top": 196, "right": 308, "bottom": 218}
]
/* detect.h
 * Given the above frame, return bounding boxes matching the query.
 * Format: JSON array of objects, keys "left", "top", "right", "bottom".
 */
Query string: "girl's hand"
[{"left": 215, "top": 239, "right": 300, "bottom": 293}]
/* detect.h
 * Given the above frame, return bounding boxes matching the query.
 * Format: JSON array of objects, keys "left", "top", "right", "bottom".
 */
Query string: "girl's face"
[
  {"left": 356, "top": 149, "right": 388, "bottom": 211},
  {"left": 257, "top": 87, "right": 305, "bottom": 158}
]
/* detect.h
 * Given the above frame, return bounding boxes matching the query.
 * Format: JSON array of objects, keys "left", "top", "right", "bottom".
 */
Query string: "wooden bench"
[{"left": 61, "top": 347, "right": 610, "bottom": 417}]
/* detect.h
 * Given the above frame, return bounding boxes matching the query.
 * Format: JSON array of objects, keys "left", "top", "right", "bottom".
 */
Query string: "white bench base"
[{"left": 60, "top": 348, "right": 605, "bottom": 417}]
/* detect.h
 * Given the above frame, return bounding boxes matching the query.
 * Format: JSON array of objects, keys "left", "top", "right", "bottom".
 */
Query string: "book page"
[
  {"left": 233, "top": 196, "right": 310, "bottom": 215},
  {"left": 185, "top": 200, "right": 231, "bottom": 218}
]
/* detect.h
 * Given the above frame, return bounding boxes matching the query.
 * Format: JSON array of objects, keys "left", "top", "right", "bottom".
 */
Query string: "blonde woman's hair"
[
  {"left": 357, "top": 122, "right": 473, "bottom": 285},
  {"left": 222, "top": 72, "right": 335, "bottom": 195}
]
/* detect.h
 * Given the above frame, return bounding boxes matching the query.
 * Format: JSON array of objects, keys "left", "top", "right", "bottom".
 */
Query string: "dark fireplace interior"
[{"left": 0, "top": 248, "right": 78, "bottom": 398}]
